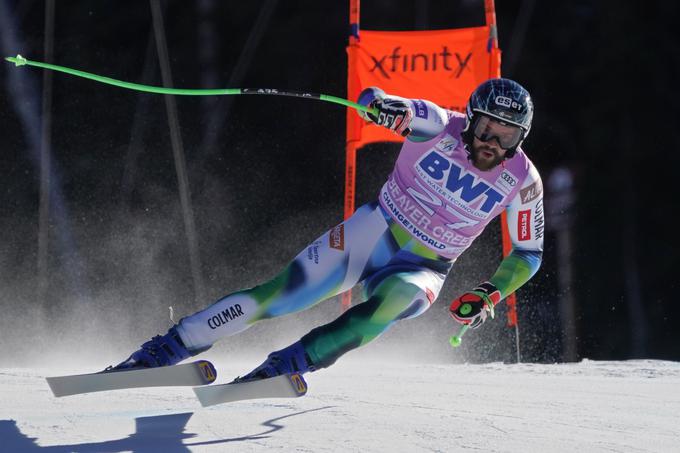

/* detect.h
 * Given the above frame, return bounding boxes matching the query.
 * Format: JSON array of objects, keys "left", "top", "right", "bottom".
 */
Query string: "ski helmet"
[{"left": 462, "top": 78, "right": 534, "bottom": 158}]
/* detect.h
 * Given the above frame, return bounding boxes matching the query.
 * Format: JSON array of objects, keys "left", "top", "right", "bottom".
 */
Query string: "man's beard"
[{"left": 470, "top": 144, "right": 505, "bottom": 170}]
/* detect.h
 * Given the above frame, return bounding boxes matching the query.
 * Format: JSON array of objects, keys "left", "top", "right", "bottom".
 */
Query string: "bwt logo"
[
  {"left": 370, "top": 46, "right": 472, "bottom": 79},
  {"left": 418, "top": 151, "right": 504, "bottom": 213}
]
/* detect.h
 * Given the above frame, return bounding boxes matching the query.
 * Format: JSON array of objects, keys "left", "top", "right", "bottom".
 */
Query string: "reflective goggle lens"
[{"left": 473, "top": 115, "right": 524, "bottom": 149}]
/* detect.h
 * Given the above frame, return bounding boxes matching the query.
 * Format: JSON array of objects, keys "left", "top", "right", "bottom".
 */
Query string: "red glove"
[{"left": 449, "top": 282, "right": 502, "bottom": 329}]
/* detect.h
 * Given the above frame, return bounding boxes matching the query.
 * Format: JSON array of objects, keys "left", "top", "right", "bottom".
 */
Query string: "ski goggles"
[{"left": 472, "top": 115, "right": 525, "bottom": 149}]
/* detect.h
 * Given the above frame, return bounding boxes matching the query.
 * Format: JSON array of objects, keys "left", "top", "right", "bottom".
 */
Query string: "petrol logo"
[
  {"left": 518, "top": 210, "right": 531, "bottom": 241},
  {"left": 329, "top": 225, "right": 345, "bottom": 251}
]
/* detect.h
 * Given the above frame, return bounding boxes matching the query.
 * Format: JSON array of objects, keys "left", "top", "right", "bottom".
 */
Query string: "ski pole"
[
  {"left": 4, "top": 54, "right": 378, "bottom": 116},
  {"left": 449, "top": 324, "right": 470, "bottom": 348}
]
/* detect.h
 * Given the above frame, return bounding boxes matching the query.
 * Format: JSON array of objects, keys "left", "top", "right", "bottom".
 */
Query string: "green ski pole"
[
  {"left": 449, "top": 324, "right": 470, "bottom": 348},
  {"left": 5, "top": 54, "right": 377, "bottom": 116}
]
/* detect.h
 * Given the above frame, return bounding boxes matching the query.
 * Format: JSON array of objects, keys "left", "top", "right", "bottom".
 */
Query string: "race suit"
[{"left": 175, "top": 93, "right": 544, "bottom": 369}]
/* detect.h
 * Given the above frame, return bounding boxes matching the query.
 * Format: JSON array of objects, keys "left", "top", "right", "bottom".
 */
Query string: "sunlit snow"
[{"left": 2, "top": 358, "right": 678, "bottom": 452}]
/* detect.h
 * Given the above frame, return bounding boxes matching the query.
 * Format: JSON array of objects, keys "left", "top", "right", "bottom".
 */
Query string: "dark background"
[{"left": 1, "top": 0, "right": 678, "bottom": 366}]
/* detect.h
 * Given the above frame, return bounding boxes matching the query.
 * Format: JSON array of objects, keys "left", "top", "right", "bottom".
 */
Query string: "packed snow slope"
[{"left": 1, "top": 358, "right": 678, "bottom": 452}]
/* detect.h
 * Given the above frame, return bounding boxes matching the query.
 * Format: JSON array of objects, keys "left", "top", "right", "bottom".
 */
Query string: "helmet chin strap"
[
  {"left": 503, "top": 140, "right": 522, "bottom": 159},
  {"left": 503, "top": 147, "right": 518, "bottom": 159}
]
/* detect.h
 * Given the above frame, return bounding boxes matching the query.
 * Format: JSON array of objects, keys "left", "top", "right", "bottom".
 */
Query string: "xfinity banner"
[{"left": 352, "top": 26, "right": 493, "bottom": 147}]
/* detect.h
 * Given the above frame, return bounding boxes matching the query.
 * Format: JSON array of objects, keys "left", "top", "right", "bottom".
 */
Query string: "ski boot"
[
  {"left": 235, "top": 340, "right": 315, "bottom": 382},
  {"left": 110, "top": 326, "right": 209, "bottom": 371}
]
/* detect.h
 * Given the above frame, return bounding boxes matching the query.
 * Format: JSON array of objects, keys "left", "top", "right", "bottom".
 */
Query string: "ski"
[
  {"left": 46, "top": 360, "right": 217, "bottom": 397},
  {"left": 193, "top": 372, "right": 308, "bottom": 407}
]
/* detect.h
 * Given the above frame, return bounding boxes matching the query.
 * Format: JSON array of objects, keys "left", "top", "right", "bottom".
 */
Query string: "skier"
[{"left": 112, "top": 78, "right": 544, "bottom": 381}]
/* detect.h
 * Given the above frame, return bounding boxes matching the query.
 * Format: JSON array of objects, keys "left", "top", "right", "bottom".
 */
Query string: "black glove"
[
  {"left": 449, "top": 282, "right": 501, "bottom": 329},
  {"left": 364, "top": 96, "right": 413, "bottom": 136}
]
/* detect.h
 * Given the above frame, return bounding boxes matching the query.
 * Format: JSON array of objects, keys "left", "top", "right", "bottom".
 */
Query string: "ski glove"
[
  {"left": 449, "top": 282, "right": 502, "bottom": 329},
  {"left": 364, "top": 97, "right": 413, "bottom": 136}
]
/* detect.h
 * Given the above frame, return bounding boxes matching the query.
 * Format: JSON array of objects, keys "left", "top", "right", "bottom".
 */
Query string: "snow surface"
[{"left": 1, "top": 358, "right": 679, "bottom": 452}]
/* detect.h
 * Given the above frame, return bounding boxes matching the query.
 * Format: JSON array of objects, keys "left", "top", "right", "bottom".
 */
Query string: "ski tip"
[
  {"left": 45, "top": 376, "right": 68, "bottom": 397},
  {"left": 194, "top": 388, "right": 214, "bottom": 408},
  {"left": 46, "top": 360, "right": 218, "bottom": 398}
]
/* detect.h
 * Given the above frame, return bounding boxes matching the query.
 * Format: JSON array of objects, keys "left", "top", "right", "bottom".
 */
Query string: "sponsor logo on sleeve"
[
  {"left": 534, "top": 200, "right": 544, "bottom": 240},
  {"left": 518, "top": 210, "right": 531, "bottom": 241},
  {"left": 520, "top": 179, "right": 543, "bottom": 204},
  {"left": 306, "top": 240, "right": 321, "bottom": 264},
  {"left": 329, "top": 224, "right": 345, "bottom": 251},
  {"left": 412, "top": 99, "right": 428, "bottom": 119}
]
